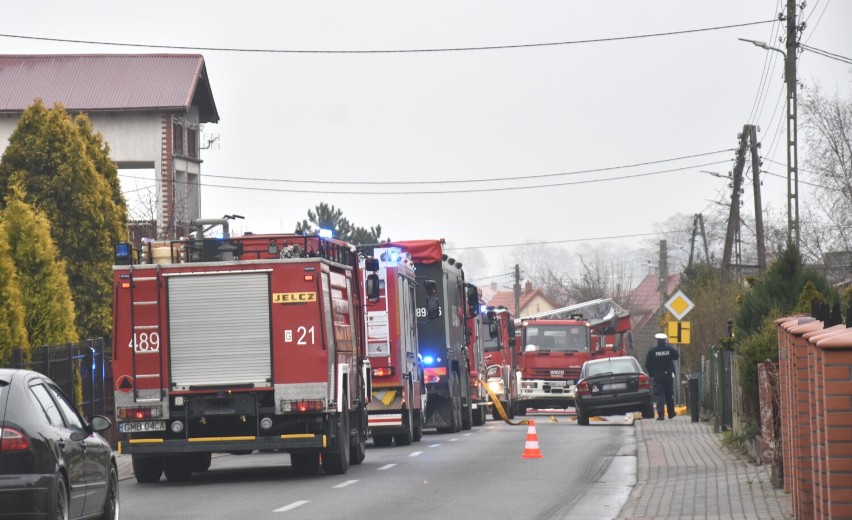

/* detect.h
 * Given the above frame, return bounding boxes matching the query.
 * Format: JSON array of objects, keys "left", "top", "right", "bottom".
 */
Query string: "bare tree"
[{"left": 800, "top": 85, "right": 852, "bottom": 255}]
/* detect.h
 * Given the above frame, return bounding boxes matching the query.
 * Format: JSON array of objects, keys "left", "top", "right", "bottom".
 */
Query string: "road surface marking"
[
  {"left": 377, "top": 464, "right": 396, "bottom": 471},
  {"left": 409, "top": 451, "right": 423, "bottom": 457},
  {"left": 463, "top": 433, "right": 472, "bottom": 436},
  {"left": 333, "top": 480, "right": 358, "bottom": 489},
  {"left": 429, "top": 444, "right": 441, "bottom": 448},
  {"left": 274, "top": 500, "right": 309, "bottom": 512},
  {"left": 449, "top": 438, "right": 459, "bottom": 442}
]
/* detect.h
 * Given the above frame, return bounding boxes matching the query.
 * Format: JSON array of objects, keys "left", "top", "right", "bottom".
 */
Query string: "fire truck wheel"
[
  {"left": 189, "top": 452, "right": 212, "bottom": 472},
  {"left": 163, "top": 455, "right": 193, "bottom": 482},
  {"left": 350, "top": 408, "right": 367, "bottom": 465},
  {"left": 290, "top": 453, "right": 319, "bottom": 476},
  {"left": 413, "top": 411, "right": 424, "bottom": 441},
  {"left": 452, "top": 373, "right": 462, "bottom": 433},
  {"left": 394, "top": 407, "right": 413, "bottom": 446},
  {"left": 322, "top": 403, "right": 351, "bottom": 475},
  {"left": 472, "top": 406, "right": 485, "bottom": 427},
  {"left": 513, "top": 402, "right": 526, "bottom": 417},
  {"left": 372, "top": 434, "right": 393, "bottom": 447},
  {"left": 506, "top": 399, "right": 516, "bottom": 420},
  {"left": 576, "top": 409, "right": 590, "bottom": 426},
  {"left": 131, "top": 455, "right": 163, "bottom": 484}
]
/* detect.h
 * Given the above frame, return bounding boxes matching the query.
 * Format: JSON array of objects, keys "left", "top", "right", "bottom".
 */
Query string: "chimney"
[{"left": 524, "top": 281, "right": 533, "bottom": 293}]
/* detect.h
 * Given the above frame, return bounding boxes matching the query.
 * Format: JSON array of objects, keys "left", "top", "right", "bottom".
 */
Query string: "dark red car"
[{"left": 0, "top": 368, "right": 118, "bottom": 519}]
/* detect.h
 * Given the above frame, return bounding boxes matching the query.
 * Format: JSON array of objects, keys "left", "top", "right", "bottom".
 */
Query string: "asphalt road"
[{"left": 117, "top": 412, "right": 637, "bottom": 520}]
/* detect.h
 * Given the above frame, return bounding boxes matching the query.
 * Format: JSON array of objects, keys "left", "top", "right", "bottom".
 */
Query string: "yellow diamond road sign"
[{"left": 664, "top": 290, "right": 694, "bottom": 320}]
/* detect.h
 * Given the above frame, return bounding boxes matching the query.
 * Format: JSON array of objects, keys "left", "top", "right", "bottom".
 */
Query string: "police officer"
[{"left": 645, "top": 332, "right": 679, "bottom": 420}]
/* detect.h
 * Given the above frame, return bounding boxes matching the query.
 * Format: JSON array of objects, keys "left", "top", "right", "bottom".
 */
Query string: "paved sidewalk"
[{"left": 617, "top": 415, "right": 793, "bottom": 520}]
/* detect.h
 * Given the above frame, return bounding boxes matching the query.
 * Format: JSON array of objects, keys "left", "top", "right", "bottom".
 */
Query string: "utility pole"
[
  {"left": 722, "top": 128, "right": 747, "bottom": 277},
  {"left": 658, "top": 240, "right": 668, "bottom": 310},
  {"left": 687, "top": 213, "right": 710, "bottom": 270},
  {"left": 786, "top": 0, "right": 800, "bottom": 249},
  {"left": 513, "top": 264, "right": 521, "bottom": 317},
  {"left": 749, "top": 125, "right": 767, "bottom": 272}
]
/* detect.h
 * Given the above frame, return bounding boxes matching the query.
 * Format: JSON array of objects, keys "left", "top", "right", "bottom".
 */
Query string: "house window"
[
  {"left": 173, "top": 121, "right": 184, "bottom": 155},
  {"left": 187, "top": 128, "right": 197, "bottom": 158}
]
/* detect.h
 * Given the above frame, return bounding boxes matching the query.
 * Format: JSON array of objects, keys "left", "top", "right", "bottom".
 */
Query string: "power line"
[
  {"left": 196, "top": 149, "right": 734, "bottom": 186},
  {"left": 800, "top": 43, "right": 852, "bottom": 65},
  {"left": 445, "top": 232, "right": 660, "bottom": 251},
  {"left": 118, "top": 159, "right": 732, "bottom": 195},
  {"left": 0, "top": 20, "right": 776, "bottom": 54}
]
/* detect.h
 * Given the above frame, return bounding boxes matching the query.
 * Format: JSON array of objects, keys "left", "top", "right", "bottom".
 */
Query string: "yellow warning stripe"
[
  {"left": 281, "top": 433, "right": 326, "bottom": 448},
  {"left": 128, "top": 438, "right": 164, "bottom": 444}
]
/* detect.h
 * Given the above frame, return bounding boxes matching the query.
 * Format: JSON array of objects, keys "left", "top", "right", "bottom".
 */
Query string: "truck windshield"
[{"left": 525, "top": 325, "right": 589, "bottom": 352}]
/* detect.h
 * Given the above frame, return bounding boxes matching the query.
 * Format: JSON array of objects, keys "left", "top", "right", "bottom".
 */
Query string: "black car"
[
  {"left": 573, "top": 356, "right": 655, "bottom": 425},
  {"left": 0, "top": 368, "right": 118, "bottom": 519}
]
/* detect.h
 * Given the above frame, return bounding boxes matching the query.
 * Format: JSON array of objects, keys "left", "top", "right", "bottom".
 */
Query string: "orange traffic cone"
[{"left": 521, "top": 420, "right": 543, "bottom": 459}]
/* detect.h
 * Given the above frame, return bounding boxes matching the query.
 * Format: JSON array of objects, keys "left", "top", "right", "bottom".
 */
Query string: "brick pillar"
[
  {"left": 815, "top": 330, "right": 852, "bottom": 519},
  {"left": 777, "top": 316, "right": 798, "bottom": 493},
  {"left": 787, "top": 319, "right": 825, "bottom": 520},
  {"left": 804, "top": 325, "right": 847, "bottom": 519}
]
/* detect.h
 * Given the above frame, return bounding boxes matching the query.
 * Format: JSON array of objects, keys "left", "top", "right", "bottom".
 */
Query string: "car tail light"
[
  {"left": 0, "top": 427, "right": 31, "bottom": 452},
  {"left": 575, "top": 381, "right": 590, "bottom": 397},
  {"left": 638, "top": 374, "right": 650, "bottom": 390}
]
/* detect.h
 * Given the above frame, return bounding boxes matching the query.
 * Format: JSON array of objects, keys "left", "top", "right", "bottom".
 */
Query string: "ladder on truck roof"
[
  {"left": 519, "top": 298, "right": 628, "bottom": 326},
  {"left": 127, "top": 266, "right": 165, "bottom": 402}
]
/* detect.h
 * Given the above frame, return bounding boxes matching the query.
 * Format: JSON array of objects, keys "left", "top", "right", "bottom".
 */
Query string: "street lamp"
[{"left": 738, "top": 37, "right": 799, "bottom": 250}]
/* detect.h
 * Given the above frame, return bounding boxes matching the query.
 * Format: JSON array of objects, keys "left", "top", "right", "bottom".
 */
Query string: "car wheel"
[
  {"left": 100, "top": 465, "right": 119, "bottom": 520},
  {"left": 642, "top": 400, "right": 655, "bottom": 419},
  {"left": 48, "top": 472, "right": 69, "bottom": 520},
  {"left": 576, "top": 409, "right": 590, "bottom": 426},
  {"left": 131, "top": 455, "right": 163, "bottom": 484}
]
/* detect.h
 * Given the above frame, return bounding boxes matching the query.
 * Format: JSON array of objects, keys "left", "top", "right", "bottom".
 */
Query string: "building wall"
[
  {"left": 520, "top": 295, "right": 556, "bottom": 318},
  {"left": 0, "top": 108, "right": 202, "bottom": 238}
]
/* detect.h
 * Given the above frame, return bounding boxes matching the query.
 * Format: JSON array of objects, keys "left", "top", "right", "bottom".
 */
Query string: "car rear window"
[{"left": 587, "top": 359, "right": 638, "bottom": 377}]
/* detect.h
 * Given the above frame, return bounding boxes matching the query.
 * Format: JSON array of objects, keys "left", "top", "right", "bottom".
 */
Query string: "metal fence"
[
  {"left": 702, "top": 345, "right": 735, "bottom": 432},
  {"left": 11, "top": 338, "right": 112, "bottom": 421}
]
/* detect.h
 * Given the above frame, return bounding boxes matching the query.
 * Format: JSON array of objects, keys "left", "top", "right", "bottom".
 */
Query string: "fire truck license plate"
[{"left": 119, "top": 421, "right": 166, "bottom": 433}]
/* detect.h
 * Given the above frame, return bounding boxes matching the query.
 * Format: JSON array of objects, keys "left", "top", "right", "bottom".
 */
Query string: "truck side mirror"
[
  {"left": 626, "top": 330, "right": 635, "bottom": 351},
  {"left": 426, "top": 297, "right": 440, "bottom": 319},
  {"left": 488, "top": 322, "right": 498, "bottom": 339},
  {"left": 366, "top": 273, "right": 380, "bottom": 302},
  {"left": 466, "top": 284, "right": 480, "bottom": 317},
  {"left": 424, "top": 280, "right": 438, "bottom": 297},
  {"left": 364, "top": 257, "right": 380, "bottom": 272}
]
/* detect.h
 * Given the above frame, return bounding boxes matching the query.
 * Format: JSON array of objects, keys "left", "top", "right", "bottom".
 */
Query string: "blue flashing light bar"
[
  {"left": 422, "top": 355, "right": 435, "bottom": 365},
  {"left": 318, "top": 228, "right": 333, "bottom": 238}
]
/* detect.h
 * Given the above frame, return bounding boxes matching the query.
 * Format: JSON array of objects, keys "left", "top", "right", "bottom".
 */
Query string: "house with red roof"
[
  {"left": 485, "top": 281, "right": 557, "bottom": 318},
  {"left": 0, "top": 54, "right": 219, "bottom": 239}
]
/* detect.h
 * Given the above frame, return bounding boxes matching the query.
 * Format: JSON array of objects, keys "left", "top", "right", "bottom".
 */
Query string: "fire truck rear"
[
  {"left": 359, "top": 246, "right": 427, "bottom": 446},
  {"left": 480, "top": 306, "right": 519, "bottom": 419},
  {"left": 514, "top": 298, "right": 633, "bottom": 413},
  {"left": 112, "top": 218, "right": 377, "bottom": 482},
  {"left": 386, "top": 240, "right": 480, "bottom": 433}
]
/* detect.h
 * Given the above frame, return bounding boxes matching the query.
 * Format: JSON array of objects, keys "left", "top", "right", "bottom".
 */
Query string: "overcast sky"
[{"left": 2, "top": 1, "right": 851, "bottom": 286}]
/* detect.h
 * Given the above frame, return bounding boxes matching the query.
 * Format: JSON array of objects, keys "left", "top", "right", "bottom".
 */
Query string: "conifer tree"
[
  {"left": 1, "top": 186, "right": 78, "bottom": 347},
  {"left": 0, "top": 233, "right": 28, "bottom": 366},
  {"left": 0, "top": 100, "right": 127, "bottom": 340}
]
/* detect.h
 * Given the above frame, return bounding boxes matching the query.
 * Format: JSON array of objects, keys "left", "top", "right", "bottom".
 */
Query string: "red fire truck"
[
  {"left": 480, "top": 306, "right": 519, "bottom": 419},
  {"left": 359, "top": 246, "right": 428, "bottom": 446},
  {"left": 513, "top": 298, "right": 633, "bottom": 414},
  {"left": 385, "top": 240, "right": 480, "bottom": 433},
  {"left": 466, "top": 301, "right": 488, "bottom": 426},
  {"left": 111, "top": 218, "right": 378, "bottom": 482}
]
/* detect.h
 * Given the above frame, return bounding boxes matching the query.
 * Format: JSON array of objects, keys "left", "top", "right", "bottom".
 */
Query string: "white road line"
[
  {"left": 274, "top": 500, "right": 309, "bottom": 513},
  {"left": 429, "top": 443, "right": 441, "bottom": 448},
  {"left": 409, "top": 451, "right": 423, "bottom": 457},
  {"left": 377, "top": 464, "right": 396, "bottom": 471},
  {"left": 463, "top": 433, "right": 472, "bottom": 436},
  {"left": 449, "top": 438, "right": 459, "bottom": 442},
  {"left": 333, "top": 480, "right": 359, "bottom": 489}
]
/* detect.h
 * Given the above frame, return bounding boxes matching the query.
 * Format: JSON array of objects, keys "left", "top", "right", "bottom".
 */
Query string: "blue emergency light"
[{"left": 318, "top": 228, "right": 333, "bottom": 238}]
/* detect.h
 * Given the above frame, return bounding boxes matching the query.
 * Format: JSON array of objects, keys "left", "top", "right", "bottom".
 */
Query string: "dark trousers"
[{"left": 652, "top": 373, "right": 675, "bottom": 417}]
